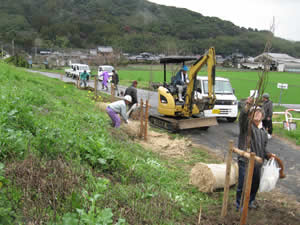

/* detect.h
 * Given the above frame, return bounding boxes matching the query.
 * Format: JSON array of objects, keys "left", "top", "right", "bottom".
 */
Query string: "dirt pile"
[
  {"left": 119, "top": 119, "right": 192, "bottom": 158},
  {"left": 139, "top": 130, "right": 192, "bottom": 158},
  {"left": 97, "top": 102, "right": 191, "bottom": 159}
]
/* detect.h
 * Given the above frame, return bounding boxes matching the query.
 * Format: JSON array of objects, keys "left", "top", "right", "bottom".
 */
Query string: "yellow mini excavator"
[{"left": 149, "top": 47, "right": 218, "bottom": 131}]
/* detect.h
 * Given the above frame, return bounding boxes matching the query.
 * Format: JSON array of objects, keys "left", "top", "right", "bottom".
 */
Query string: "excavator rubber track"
[{"left": 149, "top": 114, "right": 218, "bottom": 132}]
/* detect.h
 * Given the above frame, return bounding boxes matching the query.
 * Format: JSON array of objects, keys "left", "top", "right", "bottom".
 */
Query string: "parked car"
[
  {"left": 195, "top": 76, "right": 238, "bottom": 122},
  {"left": 65, "top": 63, "right": 91, "bottom": 80},
  {"left": 98, "top": 65, "right": 114, "bottom": 82}
]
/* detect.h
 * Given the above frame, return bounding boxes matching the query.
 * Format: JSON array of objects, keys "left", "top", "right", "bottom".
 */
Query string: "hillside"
[{"left": 1, "top": 0, "right": 300, "bottom": 56}]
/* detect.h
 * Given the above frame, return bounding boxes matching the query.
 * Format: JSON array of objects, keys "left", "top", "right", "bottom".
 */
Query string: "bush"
[{"left": 4, "top": 54, "right": 29, "bottom": 68}]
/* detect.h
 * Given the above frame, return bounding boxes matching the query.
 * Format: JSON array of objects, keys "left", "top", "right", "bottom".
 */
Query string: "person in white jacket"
[{"left": 106, "top": 95, "right": 132, "bottom": 128}]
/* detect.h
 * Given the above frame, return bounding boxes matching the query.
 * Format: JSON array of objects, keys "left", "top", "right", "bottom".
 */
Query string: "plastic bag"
[{"left": 259, "top": 158, "right": 280, "bottom": 192}]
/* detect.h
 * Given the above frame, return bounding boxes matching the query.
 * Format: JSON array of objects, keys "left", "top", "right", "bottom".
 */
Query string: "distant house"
[
  {"left": 97, "top": 46, "right": 113, "bottom": 55},
  {"left": 90, "top": 49, "right": 97, "bottom": 56},
  {"left": 241, "top": 62, "right": 263, "bottom": 70},
  {"left": 216, "top": 55, "right": 225, "bottom": 64},
  {"left": 254, "top": 52, "right": 300, "bottom": 72}
]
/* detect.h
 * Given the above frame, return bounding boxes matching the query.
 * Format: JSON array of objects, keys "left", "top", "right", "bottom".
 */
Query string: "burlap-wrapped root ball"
[{"left": 189, "top": 162, "right": 238, "bottom": 193}]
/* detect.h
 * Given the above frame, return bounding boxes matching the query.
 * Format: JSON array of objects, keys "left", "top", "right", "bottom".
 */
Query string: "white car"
[
  {"left": 195, "top": 76, "right": 238, "bottom": 122},
  {"left": 98, "top": 65, "right": 114, "bottom": 82},
  {"left": 65, "top": 63, "right": 91, "bottom": 79}
]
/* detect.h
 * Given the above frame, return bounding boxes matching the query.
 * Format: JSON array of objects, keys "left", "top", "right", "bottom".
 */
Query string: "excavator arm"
[{"left": 183, "top": 47, "right": 216, "bottom": 117}]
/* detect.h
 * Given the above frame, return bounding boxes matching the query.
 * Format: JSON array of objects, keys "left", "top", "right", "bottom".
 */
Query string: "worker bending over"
[{"left": 106, "top": 95, "right": 132, "bottom": 128}]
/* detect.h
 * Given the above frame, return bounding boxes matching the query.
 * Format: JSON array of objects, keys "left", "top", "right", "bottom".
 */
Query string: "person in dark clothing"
[
  {"left": 236, "top": 97, "right": 274, "bottom": 210},
  {"left": 111, "top": 70, "right": 120, "bottom": 96},
  {"left": 173, "top": 65, "right": 189, "bottom": 102},
  {"left": 124, "top": 80, "right": 138, "bottom": 109},
  {"left": 262, "top": 93, "right": 273, "bottom": 139}
]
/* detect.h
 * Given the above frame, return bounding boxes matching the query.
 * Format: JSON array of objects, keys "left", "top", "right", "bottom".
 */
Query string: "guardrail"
[{"left": 273, "top": 109, "right": 300, "bottom": 131}]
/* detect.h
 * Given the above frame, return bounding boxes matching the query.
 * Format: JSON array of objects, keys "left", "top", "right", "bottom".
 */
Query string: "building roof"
[
  {"left": 254, "top": 52, "right": 300, "bottom": 63},
  {"left": 97, "top": 46, "right": 113, "bottom": 53}
]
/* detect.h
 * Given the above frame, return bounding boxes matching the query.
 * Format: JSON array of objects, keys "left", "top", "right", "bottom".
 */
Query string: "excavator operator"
[{"left": 173, "top": 65, "right": 189, "bottom": 102}]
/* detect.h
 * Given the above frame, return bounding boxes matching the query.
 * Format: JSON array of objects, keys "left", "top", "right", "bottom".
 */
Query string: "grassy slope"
[{"left": 0, "top": 62, "right": 223, "bottom": 224}]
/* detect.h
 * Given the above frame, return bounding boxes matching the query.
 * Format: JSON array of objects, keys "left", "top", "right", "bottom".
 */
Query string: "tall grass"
[{"left": 0, "top": 61, "right": 223, "bottom": 224}]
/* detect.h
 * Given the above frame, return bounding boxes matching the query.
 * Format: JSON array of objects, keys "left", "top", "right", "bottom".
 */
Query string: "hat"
[
  {"left": 182, "top": 65, "right": 188, "bottom": 71},
  {"left": 124, "top": 95, "right": 132, "bottom": 103},
  {"left": 262, "top": 93, "right": 270, "bottom": 99}
]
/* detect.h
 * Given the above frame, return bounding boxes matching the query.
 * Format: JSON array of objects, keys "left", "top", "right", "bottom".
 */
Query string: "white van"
[
  {"left": 195, "top": 76, "right": 238, "bottom": 122},
  {"left": 65, "top": 63, "right": 91, "bottom": 79},
  {"left": 98, "top": 65, "right": 114, "bottom": 82}
]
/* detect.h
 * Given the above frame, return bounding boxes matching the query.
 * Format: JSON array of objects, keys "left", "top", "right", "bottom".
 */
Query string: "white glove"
[
  {"left": 126, "top": 120, "right": 130, "bottom": 124},
  {"left": 131, "top": 103, "right": 137, "bottom": 111}
]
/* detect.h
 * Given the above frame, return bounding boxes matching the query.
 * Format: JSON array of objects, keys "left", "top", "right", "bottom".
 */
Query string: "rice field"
[{"left": 118, "top": 65, "right": 300, "bottom": 104}]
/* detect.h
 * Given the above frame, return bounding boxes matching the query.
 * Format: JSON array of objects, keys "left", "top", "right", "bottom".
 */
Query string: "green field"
[
  {"left": 35, "top": 64, "right": 300, "bottom": 104},
  {"left": 117, "top": 65, "right": 300, "bottom": 104}
]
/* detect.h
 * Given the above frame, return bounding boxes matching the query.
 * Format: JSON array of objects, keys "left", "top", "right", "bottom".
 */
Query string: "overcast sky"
[{"left": 148, "top": 0, "right": 300, "bottom": 41}]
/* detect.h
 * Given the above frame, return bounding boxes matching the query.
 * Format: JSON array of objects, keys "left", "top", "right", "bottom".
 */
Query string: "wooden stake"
[
  {"left": 221, "top": 140, "right": 234, "bottom": 218},
  {"left": 144, "top": 100, "right": 149, "bottom": 141},
  {"left": 232, "top": 147, "right": 262, "bottom": 164},
  {"left": 77, "top": 76, "right": 79, "bottom": 88},
  {"left": 139, "top": 99, "right": 144, "bottom": 138},
  {"left": 94, "top": 74, "right": 98, "bottom": 98},
  {"left": 60, "top": 74, "right": 63, "bottom": 80},
  {"left": 111, "top": 83, "right": 115, "bottom": 102},
  {"left": 240, "top": 152, "right": 255, "bottom": 225},
  {"left": 197, "top": 204, "right": 202, "bottom": 225}
]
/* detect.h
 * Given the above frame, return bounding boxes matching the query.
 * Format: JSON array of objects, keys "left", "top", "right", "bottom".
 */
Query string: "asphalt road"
[{"left": 30, "top": 70, "right": 300, "bottom": 201}]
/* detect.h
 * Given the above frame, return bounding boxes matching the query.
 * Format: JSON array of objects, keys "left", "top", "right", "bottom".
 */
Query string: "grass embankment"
[{"left": 0, "top": 62, "right": 223, "bottom": 224}]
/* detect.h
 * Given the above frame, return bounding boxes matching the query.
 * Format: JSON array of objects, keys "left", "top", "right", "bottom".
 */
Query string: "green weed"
[{"left": 0, "top": 61, "right": 232, "bottom": 224}]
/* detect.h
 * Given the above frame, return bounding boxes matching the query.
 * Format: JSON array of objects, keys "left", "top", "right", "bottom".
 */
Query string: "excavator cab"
[
  {"left": 149, "top": 47, "right": 218, "bottom": 131},
  {"left": 160, "top": 56, "right": 197, "bottom": 104}
]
